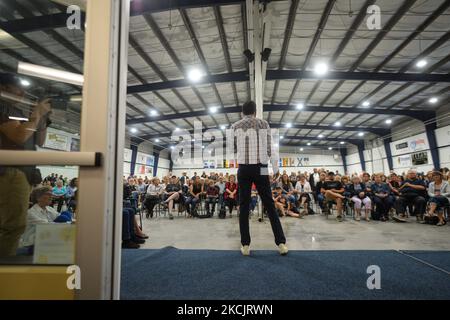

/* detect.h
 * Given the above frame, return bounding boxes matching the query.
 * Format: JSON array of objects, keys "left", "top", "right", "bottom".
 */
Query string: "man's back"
[{"left": 231, "top": 115, "right": 274, "bottom": 167}]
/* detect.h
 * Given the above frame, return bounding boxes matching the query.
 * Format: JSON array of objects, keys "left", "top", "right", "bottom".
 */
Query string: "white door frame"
[{"left": 75, "top": 0, "right": 129, "bottom": 300}]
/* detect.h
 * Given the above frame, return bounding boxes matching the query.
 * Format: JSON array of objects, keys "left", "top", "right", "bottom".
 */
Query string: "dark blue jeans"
[
  {"left": 238, "top": 164, "right": 286, "bottom": 246},
  {"left": 373, "top": 195, "right": 395, "bottom": 219},
  {"left": 122, "top": 204, "right": 136, "bottom": 241},
  {"left": 317, "top": 193, "right": 325, "bottom": 209},
  {"left": 429, "top": 195, "right": 449, "bottom": 209},
  {"left": 185, "top": 197, "right": 200, "bottom": 214},
  {"left": 250, "top": 196, "right": 258, "bottom": 211}
]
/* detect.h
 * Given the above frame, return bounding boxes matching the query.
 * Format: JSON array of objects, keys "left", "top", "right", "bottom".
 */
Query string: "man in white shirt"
[
  {"left": 21, "top": 186, "right": 61, "bottom": 248},
  {"left": 231, "top": 101, "right": 287, "bottom": 256}
]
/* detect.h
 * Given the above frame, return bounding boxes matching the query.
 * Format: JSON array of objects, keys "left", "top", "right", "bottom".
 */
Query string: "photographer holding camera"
[{"left": 0, "top": 73, "right": 52, "bottom": 257}]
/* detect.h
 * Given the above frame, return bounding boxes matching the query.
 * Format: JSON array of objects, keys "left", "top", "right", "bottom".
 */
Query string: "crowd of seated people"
[
  {"left": 14, "top": 166, "right": 449, "bottom": 253},
  {"left": 126, "top": 167, "right": 450, "bottom": 229}
]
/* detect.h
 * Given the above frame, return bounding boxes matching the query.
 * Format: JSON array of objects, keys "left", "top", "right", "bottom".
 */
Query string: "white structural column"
[
  {"left": 76, "top": 0, "right": 129, "bottom": 299},
  {"left": 246, "top": 0, "right": 255, "bottom": 102},
  {"left": 248, "top": 0, "right": 272, "bottom": 119},
  {"left": 253, "top": 0, "right": 263, "bottom": 118}
]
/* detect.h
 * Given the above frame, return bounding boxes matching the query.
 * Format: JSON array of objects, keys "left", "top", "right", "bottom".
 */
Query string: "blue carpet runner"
[{"left": 121, "top": 247, "right": 450, "bottom": 300}]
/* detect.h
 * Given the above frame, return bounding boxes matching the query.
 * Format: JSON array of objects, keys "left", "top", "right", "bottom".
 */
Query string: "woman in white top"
[
  {"left": 144, "top": 178, "right": 165, "bottom": 218},
  {"left": 21, "top": 186, "right": 61, "bottom": 248},
  {"left": 426, "top": 171, "right": 450, "bottom": 226},
  {"left": 294, "top": 174, "right": 312, "bottom": 214}
]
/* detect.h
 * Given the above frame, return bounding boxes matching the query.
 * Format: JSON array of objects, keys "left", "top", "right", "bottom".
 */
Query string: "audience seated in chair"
[
  {"left": 224, "top": 175, "right": 238, "bottom": 217},
  {"left": 394, "top": 169, "right": 427, "bottom": 222},
  {"left": 425, "top": 171, "right": 449, "bottom": 226},
  {"left": 348, "top": 176, "right": 372, "bottom": 221},
  {"left": 205, "top": 181, "right": 219, "bottom": 217},
  {"left": 163, "top": 176, "right": 183, "bottom": 220},
  {"left": 21, "top": 186, "right": 72, "bottom": 254},
  {"left": 144, "top": 177, "right": 164, "bottom": 218},
  {"left": 320, "top": 172, "right": 345, "bottom": 221}
]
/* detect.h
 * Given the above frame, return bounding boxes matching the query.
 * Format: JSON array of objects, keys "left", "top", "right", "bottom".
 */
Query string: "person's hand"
[
  {"left": 35, "top": 98, "right": 52, "bottom": 118},
  {"left": 435, "top": 190, "right": 441, "bottom": 196}
]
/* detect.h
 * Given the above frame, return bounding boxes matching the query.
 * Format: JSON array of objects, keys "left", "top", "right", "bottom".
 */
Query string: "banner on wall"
[
  {"left": 44, "top": 132, "right": 69, "bottom": 151},
  {"left": 124, "top": 148, "right": 132, "bottom": 162},
  {"left": 123, "top": 162, "right": 131, "bottom": 175},
  {"left": 409, "top": 138, "right": 427, "bottom": 152},
  {"left": 134, "top": 164, "right": 153, "bottom": 176},
  {"left": 278, "top": 157, "right": 310, "bottom": 167},
  {"left": 398, "top": 155, "right": 411, "bottom": 167},
  {"left": 412, "top": 151, "right": 428, "bottom": 166}
]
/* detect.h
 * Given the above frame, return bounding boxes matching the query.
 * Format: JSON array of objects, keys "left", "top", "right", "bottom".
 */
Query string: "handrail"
[{"left": 0, "top": 151, "right": 102, "bottom": 167}]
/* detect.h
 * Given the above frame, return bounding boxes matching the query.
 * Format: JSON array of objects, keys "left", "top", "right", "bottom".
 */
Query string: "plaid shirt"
[{"left": 231, "top": 115, "right": 279, "bottom": 173}]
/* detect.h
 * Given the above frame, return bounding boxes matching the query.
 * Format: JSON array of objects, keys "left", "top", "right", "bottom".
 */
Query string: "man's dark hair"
[
  {"left": 0, "top": 73, "right": 20, "bottom": 86},
  {"left": 328, "top": 171, "right": 335, "bottom": 176},
  {"left": 242, "top": 101, "right": 256, "bottom": 115}
]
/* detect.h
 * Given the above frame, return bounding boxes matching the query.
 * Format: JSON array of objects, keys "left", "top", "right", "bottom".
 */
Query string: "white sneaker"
[
  {"left": 278, "top": 243, "right": 289, "bottom": 256},
  {"left": 241, "top": 245, "right": 250, "bottom": 256}
]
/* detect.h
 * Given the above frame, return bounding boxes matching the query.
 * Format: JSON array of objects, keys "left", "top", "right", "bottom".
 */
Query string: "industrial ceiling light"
[
  {"left": 285, "top": 123, "right": 292, "bottom": 128},
  {"left": 362, "top": 100, "right": 370, "bottom": 107},
  {"left": 70, "top": 95, "right": 82, "bottom": 102},
  {"left": 307, "top": 142, "right": 311, "bottom": 146},
  {"left": 334, "top": 121, "right": 341, "bottom": 126},
  {"left": 261, "top": 48, "right": 272, "bottom": 62},
  {"left": 9, "top": 116, "right": 29, "bottom": 121},
  {"left": 170, "top": 146, "right": 175, "bottom": 150},
  {"left": 358, "top": 132, "right": 364, "bottom": 137},
  {"left": 300, "top": 148, "right": 304, "bottom": 151},
  {"left": 20, "top": 79, "right": 30, "bottom": 87},
  {"left": 385, "top": 119, "right": 392, "bottom": 124},
  {"left": 175, "top": 127, "right": 180, "bottom": 132},
  {"left": 340, "top": 141, "right": 345, "bottom": 145},
  {"left": 416, "top": 59, "right": 427, "bottom": 68},
  {"left": 280, "top": 135, "right": 284, "bottom": 139},
  {"left": 18, "top": 62, "right": 84, "bottom": 86},
  {"left": 150, "top": 110, "right": 158, "bottom": 116},
  {"left": 187, "top": 69, "right": 203, "bottom": 82},
  {"left": 130, "top": 128, "right": 138, "bottom": 134},
  {"left": 296, "top": 103, "right": 304, "bottom": 110},
  {"left": 318, "top": 134, "right": 324, "bottom": 138},
  {"left": 429, "top": 97, "right": 438, "bottom": 104},
  {"left": 155, "top": 138, "right": 160, "bottom": 143},
  {"left": 220, "top": 125, "right": 226, "bottom": 130},
  {"left": 313, "top": 62, "right": 329, "bottom": 76},
  {"left": 328, "top": 147, "right": 333, "bottom": 150},
  {"left": 243, "top": 49, "right": 255, "bottom": 63},
  {"left": 209, "top": 106, "right": 218, "bottom": 113}
]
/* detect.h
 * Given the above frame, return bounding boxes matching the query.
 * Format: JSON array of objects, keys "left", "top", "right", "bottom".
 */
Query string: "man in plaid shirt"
[{"left": 231, "top": 101, "right": 288, "bottom": 256}]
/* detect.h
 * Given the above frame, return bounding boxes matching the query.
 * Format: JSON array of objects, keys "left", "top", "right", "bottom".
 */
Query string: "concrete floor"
[{"left": 140, "top": 211, "right": 450, "bottom": 251}]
